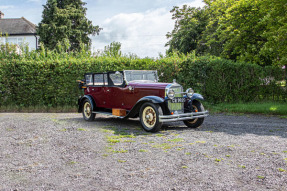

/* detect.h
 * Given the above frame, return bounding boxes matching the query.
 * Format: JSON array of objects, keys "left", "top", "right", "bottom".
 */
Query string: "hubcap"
[
  {"left": 84, "top": 102, "right": 91, "bottom": 118},
  {"left": 142, "top": 106, "right": 156, "bottom": 128}
]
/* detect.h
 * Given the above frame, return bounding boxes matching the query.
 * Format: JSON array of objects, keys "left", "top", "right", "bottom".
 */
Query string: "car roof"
[{"left": 84, "top": 70, "right": 157, "bottom": 75}]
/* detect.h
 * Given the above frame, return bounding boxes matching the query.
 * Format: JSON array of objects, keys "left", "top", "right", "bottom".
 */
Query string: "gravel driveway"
[{"left": 0, "top": 113, "right": 286, "bottom": 190}]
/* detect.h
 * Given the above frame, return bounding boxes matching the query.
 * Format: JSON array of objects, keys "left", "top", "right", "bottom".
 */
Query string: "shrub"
[{"left": 0, "top": 49, "right": 285, "bottom": 109}]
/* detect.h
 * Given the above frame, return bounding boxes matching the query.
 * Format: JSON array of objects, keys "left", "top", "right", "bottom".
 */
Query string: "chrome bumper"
[{"left": 159, "top": 111, "right": 209, "bottom": 123}]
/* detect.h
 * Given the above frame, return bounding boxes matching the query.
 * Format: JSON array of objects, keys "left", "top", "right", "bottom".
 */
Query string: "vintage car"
[{"left": 78, "top": 70, "right": 208, "bottom": 132}]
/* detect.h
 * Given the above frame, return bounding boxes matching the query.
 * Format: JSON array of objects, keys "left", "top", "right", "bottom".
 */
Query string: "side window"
[
  {"left": 94, "top": 74, "right": 104, "bottom": 86},
  {"left": 110, "top": 72, "right": 124, "bottom": 86},
  {"left": 85, "top": 74, "right": 93, "bottom": 86}
]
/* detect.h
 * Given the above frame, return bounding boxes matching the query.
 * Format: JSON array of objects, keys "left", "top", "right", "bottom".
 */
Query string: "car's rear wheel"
[
  {"left": 139, "top": 102, "right": 162, "bottom": 132},
  {"left": 183, "top": 100, "right": 204, "bottom": 128},
  {"left": 82, "top": 99, "right": 96, "bottom": 121}
]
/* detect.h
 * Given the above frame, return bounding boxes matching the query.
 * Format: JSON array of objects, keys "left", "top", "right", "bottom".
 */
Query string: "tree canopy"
[
  {"left": 166, "top": 5, "right": 209, "bottom": 55},
  {"left": 166, "top": 0, "right": 287, "bottom": 66},
  {"left": 103, "top": 41, "right": 122, "bottom": 57},
  {"left": 37, "top": 0, "right": 101, "bottom": 52}
]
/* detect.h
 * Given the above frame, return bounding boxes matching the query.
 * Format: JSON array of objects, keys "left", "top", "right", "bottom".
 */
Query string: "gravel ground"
[{"left": 0, "top": 113, "right": 286, "bottom": 191}]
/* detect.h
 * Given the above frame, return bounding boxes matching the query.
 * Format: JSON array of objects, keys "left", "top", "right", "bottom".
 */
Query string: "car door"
[
  {"left": 88, "top": 73, "right": 108, "bottom": 108},
  {"left": 104, "top": 72, "right": 126, "bottom": 109}
]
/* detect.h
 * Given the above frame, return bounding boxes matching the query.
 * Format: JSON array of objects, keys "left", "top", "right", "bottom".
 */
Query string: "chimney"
[{"left": 0, "top": 11, "right": 4, "bottom": 19}]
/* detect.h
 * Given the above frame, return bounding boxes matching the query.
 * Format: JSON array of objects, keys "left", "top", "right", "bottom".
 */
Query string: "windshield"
[{"left": 124, "top": 70, "right": 158, "bottom": 83}]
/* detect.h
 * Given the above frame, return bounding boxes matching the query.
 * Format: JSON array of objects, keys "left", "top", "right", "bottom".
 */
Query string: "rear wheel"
[
  {"left": 139, "top": 102, "right": 162, "bottom": 132},
  {"left": 183, "top": 100, "right": 204, "bottom": 128},
  {"left": 82, "top": 99, "right": 96, "bottom": 121}
]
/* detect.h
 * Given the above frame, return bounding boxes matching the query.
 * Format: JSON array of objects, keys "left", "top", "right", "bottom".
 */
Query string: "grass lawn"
[{"left": 206, "top": 102, "right": 287, "bottom": 117}]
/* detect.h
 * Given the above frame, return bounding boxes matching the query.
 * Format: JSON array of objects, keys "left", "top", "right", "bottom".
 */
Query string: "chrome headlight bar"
[{"left": 165, "top": 85, "right": 194, "bottom": 99}]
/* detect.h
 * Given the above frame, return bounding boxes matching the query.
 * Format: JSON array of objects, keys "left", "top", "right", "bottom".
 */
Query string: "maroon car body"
[
  {"left": 85, "top": 82, "right": 168, "bottom": 110},
  {"left": 78, "top": 70, "right": 208, "bottom": 132}
]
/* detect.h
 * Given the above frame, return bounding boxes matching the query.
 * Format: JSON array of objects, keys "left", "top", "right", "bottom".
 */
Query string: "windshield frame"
[{"left": 123, "top": 70, "right": 159, "bottom": 84}]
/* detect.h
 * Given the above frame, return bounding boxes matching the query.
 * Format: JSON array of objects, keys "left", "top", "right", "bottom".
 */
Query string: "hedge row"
[{"left": 0, "top": 55, "right": 286, "bottom": 108}]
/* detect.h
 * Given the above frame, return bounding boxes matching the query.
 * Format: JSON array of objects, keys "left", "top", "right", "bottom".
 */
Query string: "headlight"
[
  {"left": 167, "top": 89, "right": 175, "bottom": 99},
  {"left": 186, "top": 88, "right": 194, "bottom": 98}
]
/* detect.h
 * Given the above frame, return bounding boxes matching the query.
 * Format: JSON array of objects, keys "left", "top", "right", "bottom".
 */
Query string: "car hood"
[{"left": 128, "top": 82, "right": 171, "bottom": 89}]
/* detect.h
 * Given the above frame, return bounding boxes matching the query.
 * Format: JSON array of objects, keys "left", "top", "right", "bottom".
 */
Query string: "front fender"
[
  {"left": 190, "top": 93, "right": 204, "bottom": 101},
  {"left": 124, "top": 96, "right": 165, "bottom": 119},
  {"left": 185, "top": 93, "right": 204, "bottom": 109},
  {"left": 78, "top": 95, "right": 95, "bottom": 113},
  {"left": 137, "top": 96, "right": 165, "bottom": 104}
]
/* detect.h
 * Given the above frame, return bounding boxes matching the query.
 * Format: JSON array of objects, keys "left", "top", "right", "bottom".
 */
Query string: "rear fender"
[{"left": 78, "top": 95, "right": 96, "bottom": 113}]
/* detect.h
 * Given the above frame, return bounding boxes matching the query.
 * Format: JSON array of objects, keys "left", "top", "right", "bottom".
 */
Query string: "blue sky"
[{"left": 0, "top": 0, "right": 205, "bottom": 57}]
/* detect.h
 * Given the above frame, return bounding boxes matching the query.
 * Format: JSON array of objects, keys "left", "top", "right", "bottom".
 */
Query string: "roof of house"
[{"left": 0, "top": 17, "right": 36, "bottom": 35}]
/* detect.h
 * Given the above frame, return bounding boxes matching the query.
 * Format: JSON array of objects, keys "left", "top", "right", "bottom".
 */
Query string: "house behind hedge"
[{"left": 0, "top": 11, "right": 39, "bottom": 51}]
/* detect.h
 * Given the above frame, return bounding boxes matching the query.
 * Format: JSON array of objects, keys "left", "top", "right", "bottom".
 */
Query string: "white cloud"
[
  {"left": 180, "top": 0, "right": 206, "bottom": 8},
  {"left": 91, "top": 0, "right": 206, "bottom": 58},
  {"left": 92, "top": 8, "right": 174, "bottom": 58},
  {"left": 0, "top": 5, "right": 15, "bottom": 10},
  {"left": 27, "top": 0, "right": 45, "bottom": 3}
]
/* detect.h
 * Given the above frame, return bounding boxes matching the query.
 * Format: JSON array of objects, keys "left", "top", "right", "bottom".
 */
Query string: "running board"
[{"left": 92, "top": 111, "right": 125, "bottom": 119}]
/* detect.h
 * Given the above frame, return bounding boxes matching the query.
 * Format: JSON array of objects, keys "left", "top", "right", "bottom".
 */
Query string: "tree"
[
  {"left": 259, "top": 0, "right": 287, "bottom": 66},
  {"left": 166, "top": 0, "right": 286, "bottom": 66},
  {"left": 166, "top": 5, "right": 209, "bottom": 55},
  {"left": 202, "top": 0, "right": 287, "bottom": 66},
  {"left": 37, "top": 0, "right": 101, "bottom": 52},
  {"left": 204, "top": 0, "right": 270, "bottom": 64},
  {"left": 103, "top": 41, "right": 122, "bottom": 57}
]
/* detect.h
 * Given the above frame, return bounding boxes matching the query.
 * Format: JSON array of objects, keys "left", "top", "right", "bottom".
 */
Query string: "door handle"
[{"left": 107, "top": 89, "right": 110, "bottom": 92}]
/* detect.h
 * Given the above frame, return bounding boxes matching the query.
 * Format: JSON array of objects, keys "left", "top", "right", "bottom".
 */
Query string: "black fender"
[
  {"left": 184, "top": 93, "right": 204, "bottom": 112},
  {"left": 124, "top": 96, "right": 166, "bottom": 119},
  {"left": 190, "top": 93, "right": 204, "bottom": 102},
  {"left": 78, "top": 95, "right": 96, "bottom": 113}
]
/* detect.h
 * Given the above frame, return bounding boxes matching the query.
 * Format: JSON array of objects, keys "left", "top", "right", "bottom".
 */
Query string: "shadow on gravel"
[
  {"left": 67, "top": 116, "right": 193, "bottom": 136},
  {"left": 68, "top": 117, "right": 151, "bottom": 136},
  {"left": 195, "top": 114, "right": 287, "bottom": 138},
  {"left": 66, "top": 114, "right": 287, "bottom": 138}
]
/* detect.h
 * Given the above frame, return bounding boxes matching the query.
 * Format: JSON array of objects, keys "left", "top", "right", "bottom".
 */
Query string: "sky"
[{"left": 0, "top": 0, "right": 205, "bottom": 58}]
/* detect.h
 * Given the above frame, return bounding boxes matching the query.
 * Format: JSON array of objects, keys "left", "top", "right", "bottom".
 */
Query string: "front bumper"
[{"left": 159, "top": 111, "right": 209, "bottom": 123}]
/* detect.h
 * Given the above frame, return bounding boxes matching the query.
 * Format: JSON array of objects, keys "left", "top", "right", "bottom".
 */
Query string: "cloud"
[
  {"left": 180, "top": 0, "right": 206, "bottom": 8},
  {"left": 0, "top": 5, "right": 15, "bottom": 10},
  {"left": 92, "top": 8, "right": 174, "bottom": 58},
  {"left": 91, "top": 0, "right": 206, "bottom": 58},
  {"left": 27, "top": 0, "right": 45, "bottom": 3}
]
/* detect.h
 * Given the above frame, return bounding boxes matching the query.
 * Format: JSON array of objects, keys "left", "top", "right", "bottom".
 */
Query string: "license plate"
[{"left": 171, "top": 97, "right": 186, "bottom": 103}]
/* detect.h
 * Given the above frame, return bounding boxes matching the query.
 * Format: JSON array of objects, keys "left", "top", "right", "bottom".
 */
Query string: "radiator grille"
[{"left": 168, "top": 86, "right": 184, "bottom": 113}]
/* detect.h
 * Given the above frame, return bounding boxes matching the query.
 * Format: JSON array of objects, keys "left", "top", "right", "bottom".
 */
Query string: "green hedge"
[
  {"left": 0, "top": 55, "right": 285, "bottom": 109},
  {"left": 157, "top": 56, "right": 286, "bottom": 103}
]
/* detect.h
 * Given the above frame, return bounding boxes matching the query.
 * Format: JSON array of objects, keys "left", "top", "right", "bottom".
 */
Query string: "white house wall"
[{"left": 0, "top": 35, "right": 39, "bottom": 51}]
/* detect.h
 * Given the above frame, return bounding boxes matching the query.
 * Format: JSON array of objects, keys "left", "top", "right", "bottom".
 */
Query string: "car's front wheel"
[
  {"left": 139, "top": 102, "right": 162, "bottom": 132},
  {"left": 183, "top": 100, "right": 204, "bottom": 128},
  {"left": 82, "top": 99, "right": 96, "bottom": 121}
]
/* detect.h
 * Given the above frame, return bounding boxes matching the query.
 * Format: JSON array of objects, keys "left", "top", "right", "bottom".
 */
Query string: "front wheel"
[
  {"left": 183, "top": 100, "right": 204, "bottom": 128},
  {"left": 139, "top": 102, "right": 162, "bottom": 133},
  {"left": 82, "top": 99, "right": 96, "bottom": 121}
]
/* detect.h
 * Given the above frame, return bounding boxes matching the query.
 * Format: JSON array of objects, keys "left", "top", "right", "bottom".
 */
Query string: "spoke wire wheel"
[
  {"left": 183, "top": 100, "right": 204, "bottom": 128},
  {"left": 139, "top": 102, "right": 162, "bottom": 132},
  {"left": 84, "top": 102, "right": 91, "bottom": 118},
  {"left": 82, "top": 99, "right": 95, "bottom": 121},
  {"left": 189, "top": 105, "right": 199, "bottom": 124},
  {"left": 142, "top": 106, "right": 156, "bottom": 128}
]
